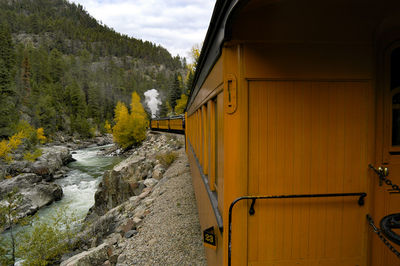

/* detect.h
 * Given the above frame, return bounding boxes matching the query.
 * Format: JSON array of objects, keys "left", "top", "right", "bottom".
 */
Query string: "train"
[
  {"left": 184, "top": 0, "right": 400, "bottom": 265},
  {"left": 149, "top": 115, "right": 185, "bottom": 134}
]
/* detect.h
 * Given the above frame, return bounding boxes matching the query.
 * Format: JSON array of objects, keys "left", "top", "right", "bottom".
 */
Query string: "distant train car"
[
  {"left": 185, "top": 0, "right": 400, "bottom": 265},
  {"left": 150, "top": 115, "right": 185, "bottom": 134}
]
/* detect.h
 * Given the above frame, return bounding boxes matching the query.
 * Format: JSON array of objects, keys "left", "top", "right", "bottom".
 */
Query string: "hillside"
[{"left": 0, "top": 0, "right": 188, "bottom": 138}]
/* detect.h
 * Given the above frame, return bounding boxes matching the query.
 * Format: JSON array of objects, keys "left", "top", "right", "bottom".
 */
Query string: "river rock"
[
  {"left": 3, "top": 145, "right": 74, "bottom": 179},
  {"left": 143, "top": 178, "right": 158, "bottom": 188},
  {"left": 0, "top": 173, "right": 63, "bottom": 220},
  {"left": 124, "top": 230, "right": 137, "bottom": 239},
  {"left": 91, "top": 155, "right": 147, "bottom": 216},
  {"left": 60, "top": 243, "right": 111, "bottom": 266},
  {"left": 31, "top": 146, "right": 74, "bottom": 178}
]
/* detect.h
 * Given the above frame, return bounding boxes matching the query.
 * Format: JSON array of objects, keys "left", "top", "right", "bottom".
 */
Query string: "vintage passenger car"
[
  {"left": 185, "top": 0, "right": 400, "bottom": 265},
  {"left": 150, "top": 115, "right": 185, "bottom": 133}
]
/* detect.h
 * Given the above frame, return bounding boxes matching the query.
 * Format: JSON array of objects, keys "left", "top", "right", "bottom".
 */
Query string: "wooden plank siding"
[{"left": 247, "top": 80, "right": 374, "bottom": 265}]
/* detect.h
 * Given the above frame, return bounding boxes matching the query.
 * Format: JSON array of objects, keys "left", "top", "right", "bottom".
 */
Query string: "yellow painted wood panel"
[{"left": 248, "top": 80, "right": 372, "bottom": 265}]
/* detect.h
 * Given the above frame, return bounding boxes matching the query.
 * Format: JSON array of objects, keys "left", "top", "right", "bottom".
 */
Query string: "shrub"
[
  {"left": 0, "top": 131, "right": 25, "bottom": 163},
  {"left": 0, "top": 140, "right": 12, "bottom": 162},
  {"left": 156, "top": 151, "right": 177, "bottom": 167},
  {"left": 0, "top": 122, "right": 47, "bottom": 163},
  {"left": 36, "top": 128, "right": 47, "bottom": 144},
  {"left": 23, "top": 149, "right": 42, "bottom": 162},
  {"left": 17, "top": 209, "right": 79, "bottom": 266},
  {"left": 104, "top": 120, "right": 112, "bottom": 134}
]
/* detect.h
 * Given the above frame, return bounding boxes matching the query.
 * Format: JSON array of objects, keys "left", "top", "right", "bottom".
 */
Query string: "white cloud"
[{"left": 68, "top": 0, "right": 215, "bottom": 58}]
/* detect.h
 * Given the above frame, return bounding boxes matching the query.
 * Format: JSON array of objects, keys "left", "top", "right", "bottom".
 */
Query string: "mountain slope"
[{"left": 0, "top": 0, "right": 186, "bottom": 137}]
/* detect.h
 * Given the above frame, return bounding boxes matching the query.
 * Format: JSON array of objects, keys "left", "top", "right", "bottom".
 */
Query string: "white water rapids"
[
  {"left": 38, "top": 144, "right": 123, "bottom": 219},
  {"left": 2, "top": 144, "right": 123, "bottom": 247}
]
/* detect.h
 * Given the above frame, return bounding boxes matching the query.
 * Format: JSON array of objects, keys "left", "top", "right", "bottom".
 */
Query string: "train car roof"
[{"left": 186, "top": 0, "right": 245, "bottom": 111}]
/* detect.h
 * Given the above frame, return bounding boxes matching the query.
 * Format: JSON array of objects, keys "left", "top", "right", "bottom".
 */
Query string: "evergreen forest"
[{"left": 0, "top": 0, "right": 191, "bottom": 139}]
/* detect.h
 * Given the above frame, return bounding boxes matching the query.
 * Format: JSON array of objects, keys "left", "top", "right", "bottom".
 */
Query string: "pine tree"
[
  {"left": 168, "top": 73, "right": 182, "bottom": 112},
  {"left": 49, "top": 48, "right": 64, "bottom": 83},
  {"left": 175, "top": 94, "right": 188, "bottom": 115},
  {"left": 64, "top": 81, "right": 86, "bottom": 116},
  {"left": 0, "top": 24, "right": 17, "bottom": 137},
  {"left": 158, "top": 100, "right": 168, "bottom": 117},
  {"left": 87, "top": 84, "right": 101, "bottom": 121},
  {"left": 21, "top": 51, "right": 31, "bottom": 104}
]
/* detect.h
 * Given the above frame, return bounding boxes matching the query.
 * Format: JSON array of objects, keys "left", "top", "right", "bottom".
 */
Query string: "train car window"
[
  {"left": 392, "top": 47, "right": 400, "bottom": 146},
  {"left": 215, "top": 97, "right": 219, "bottom": 189},
  {"left": 391, "top": 47, "right": 400, "bottom": 90},
  {"left": 392, "top": 91, "right": 400, "bottom": 146},
  {"left": 209, "top": 99, "right": 216, "bottom": 191},
  {"left": 202, "top": 105, "right": 208, "bottom": 176}
]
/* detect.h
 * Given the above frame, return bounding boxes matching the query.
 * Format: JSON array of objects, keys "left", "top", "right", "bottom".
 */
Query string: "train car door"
[
  {"left": 247, "top": 80, "right": 374, "bottom": 265},
  {"left": 370, "top": 45, "right": 400, "bottom": 265}
]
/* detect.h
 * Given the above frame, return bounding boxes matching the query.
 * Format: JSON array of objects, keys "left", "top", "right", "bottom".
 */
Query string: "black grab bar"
[{"left": 228, "top": 192, "right": 367, "bottom": 266}]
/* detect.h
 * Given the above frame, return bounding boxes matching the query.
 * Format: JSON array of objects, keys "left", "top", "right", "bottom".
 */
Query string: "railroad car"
[
  {"left": 149, "top": 115, "right": 185, "bottom": 134},
  {"left": 185, "top": 0, "right": 400, "bottom": 265}
]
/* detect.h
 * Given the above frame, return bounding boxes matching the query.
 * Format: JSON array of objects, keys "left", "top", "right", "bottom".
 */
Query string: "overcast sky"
[{"left": 68, "top": 0, "right": 215, "bottom": 59}]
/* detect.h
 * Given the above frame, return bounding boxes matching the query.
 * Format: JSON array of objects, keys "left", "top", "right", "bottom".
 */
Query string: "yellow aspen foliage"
[
  {"left": 0, "top": 140, "right": 12, "bottom": 162},
  {"left": 112, "top": 102, "right": 132, "bottom": 148},
  {"left": 36, "top": 128, "right": 47, "bottom": 144},
  {"left": 112, "top": 93, "right": 148, "bottom": 149},
  {"left": 130, "top": 92, "right": 147, "bottom": 144},
  {"left": 104, "top": 120, "right": 112, "bottom": 134},
  {"left": 0, "top": 131, "right": 25, "bottom": 162},
  {"left": 23, "top": 149, "right": 42, "bottom": 162},
  {"left": 8, "top": 131, "right": 24, "bottom": 150},
  {"left": 174, "top": 94, "right": 188, "bottom": 115}
]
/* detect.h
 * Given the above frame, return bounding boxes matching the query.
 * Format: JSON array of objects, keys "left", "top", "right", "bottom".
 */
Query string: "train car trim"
[
  {"left": 186, "top": 0, "right": 246, "bottom": 112},
  {"left": 188, "top": 141, "right": 224, "bottom": 232}
]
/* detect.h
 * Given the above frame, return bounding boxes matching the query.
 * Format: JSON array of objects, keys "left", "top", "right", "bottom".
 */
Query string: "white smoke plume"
[{"left": 144, "top": 89, "right": 161, "bottom": 118}]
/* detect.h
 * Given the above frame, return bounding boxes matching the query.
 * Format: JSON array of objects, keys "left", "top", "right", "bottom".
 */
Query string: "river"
[
  {"left": 2, "top": 144, "right": 123, "bottom": 258},
  {"left": 38, "top": 144, "right": 123, "bottom": 220}
]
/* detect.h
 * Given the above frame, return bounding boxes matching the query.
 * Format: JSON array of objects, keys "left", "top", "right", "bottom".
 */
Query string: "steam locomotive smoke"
[{"left": 144, "top": 89, "right": 161, "bottom": 118}]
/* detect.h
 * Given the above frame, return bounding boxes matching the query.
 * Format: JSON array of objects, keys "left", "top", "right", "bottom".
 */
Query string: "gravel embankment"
[{"left": 116, "top": 146, "right": 207, "bottom": 266}]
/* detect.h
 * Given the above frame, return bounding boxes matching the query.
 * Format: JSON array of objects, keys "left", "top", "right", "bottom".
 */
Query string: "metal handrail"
[{"left": 228, "top": 192, "right": 367, "bottom": 266}]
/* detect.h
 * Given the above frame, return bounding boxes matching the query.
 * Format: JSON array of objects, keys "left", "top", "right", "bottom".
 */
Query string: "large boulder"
[
  {"left": 91, "top": 155, "right": 150, "bottom": 216},
  {"left": 5, "top": 146, "right": 74, "bottom": 179},
  {"left": 31, "top": 146, "right": 74, "bottom": 178},
  {"left": 0, "top": 173, "right": 63, "bottom": 220},
  {"left": 60, "top": 243, "right": 111, "bottom": 266}
]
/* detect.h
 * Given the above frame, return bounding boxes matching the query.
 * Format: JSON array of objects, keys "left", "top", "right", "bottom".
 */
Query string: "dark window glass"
[
  {"left": 391, "top": 48, "right": 400, "bottom": 90},
  {"left": 393, "top": 93, "right": 400, "bottom": 145}
]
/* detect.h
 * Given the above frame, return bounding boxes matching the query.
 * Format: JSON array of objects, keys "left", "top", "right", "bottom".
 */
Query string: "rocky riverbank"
[
  {"left": 61, "top": 133, "right": 207, "bottom": 265},
  {"left": 0, "top": 135, "right": 113, "bottom": 224}
]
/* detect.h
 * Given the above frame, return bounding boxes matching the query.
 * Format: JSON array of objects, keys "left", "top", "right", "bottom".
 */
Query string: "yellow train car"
[
  {"left": 157, "top": 118, "right": 169, "bottom": 130},
  {"left": 150, "top": 115, "right": 185, "bottom": 134},
  {"left": 185, "top": 0, "right": 400, "bottom": 265},
  {"left": 150, "top": 120, "right": 158, "bottom": 130},
  {"left": 169, "top": 116, "right": 185, "bottom": 131}
]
